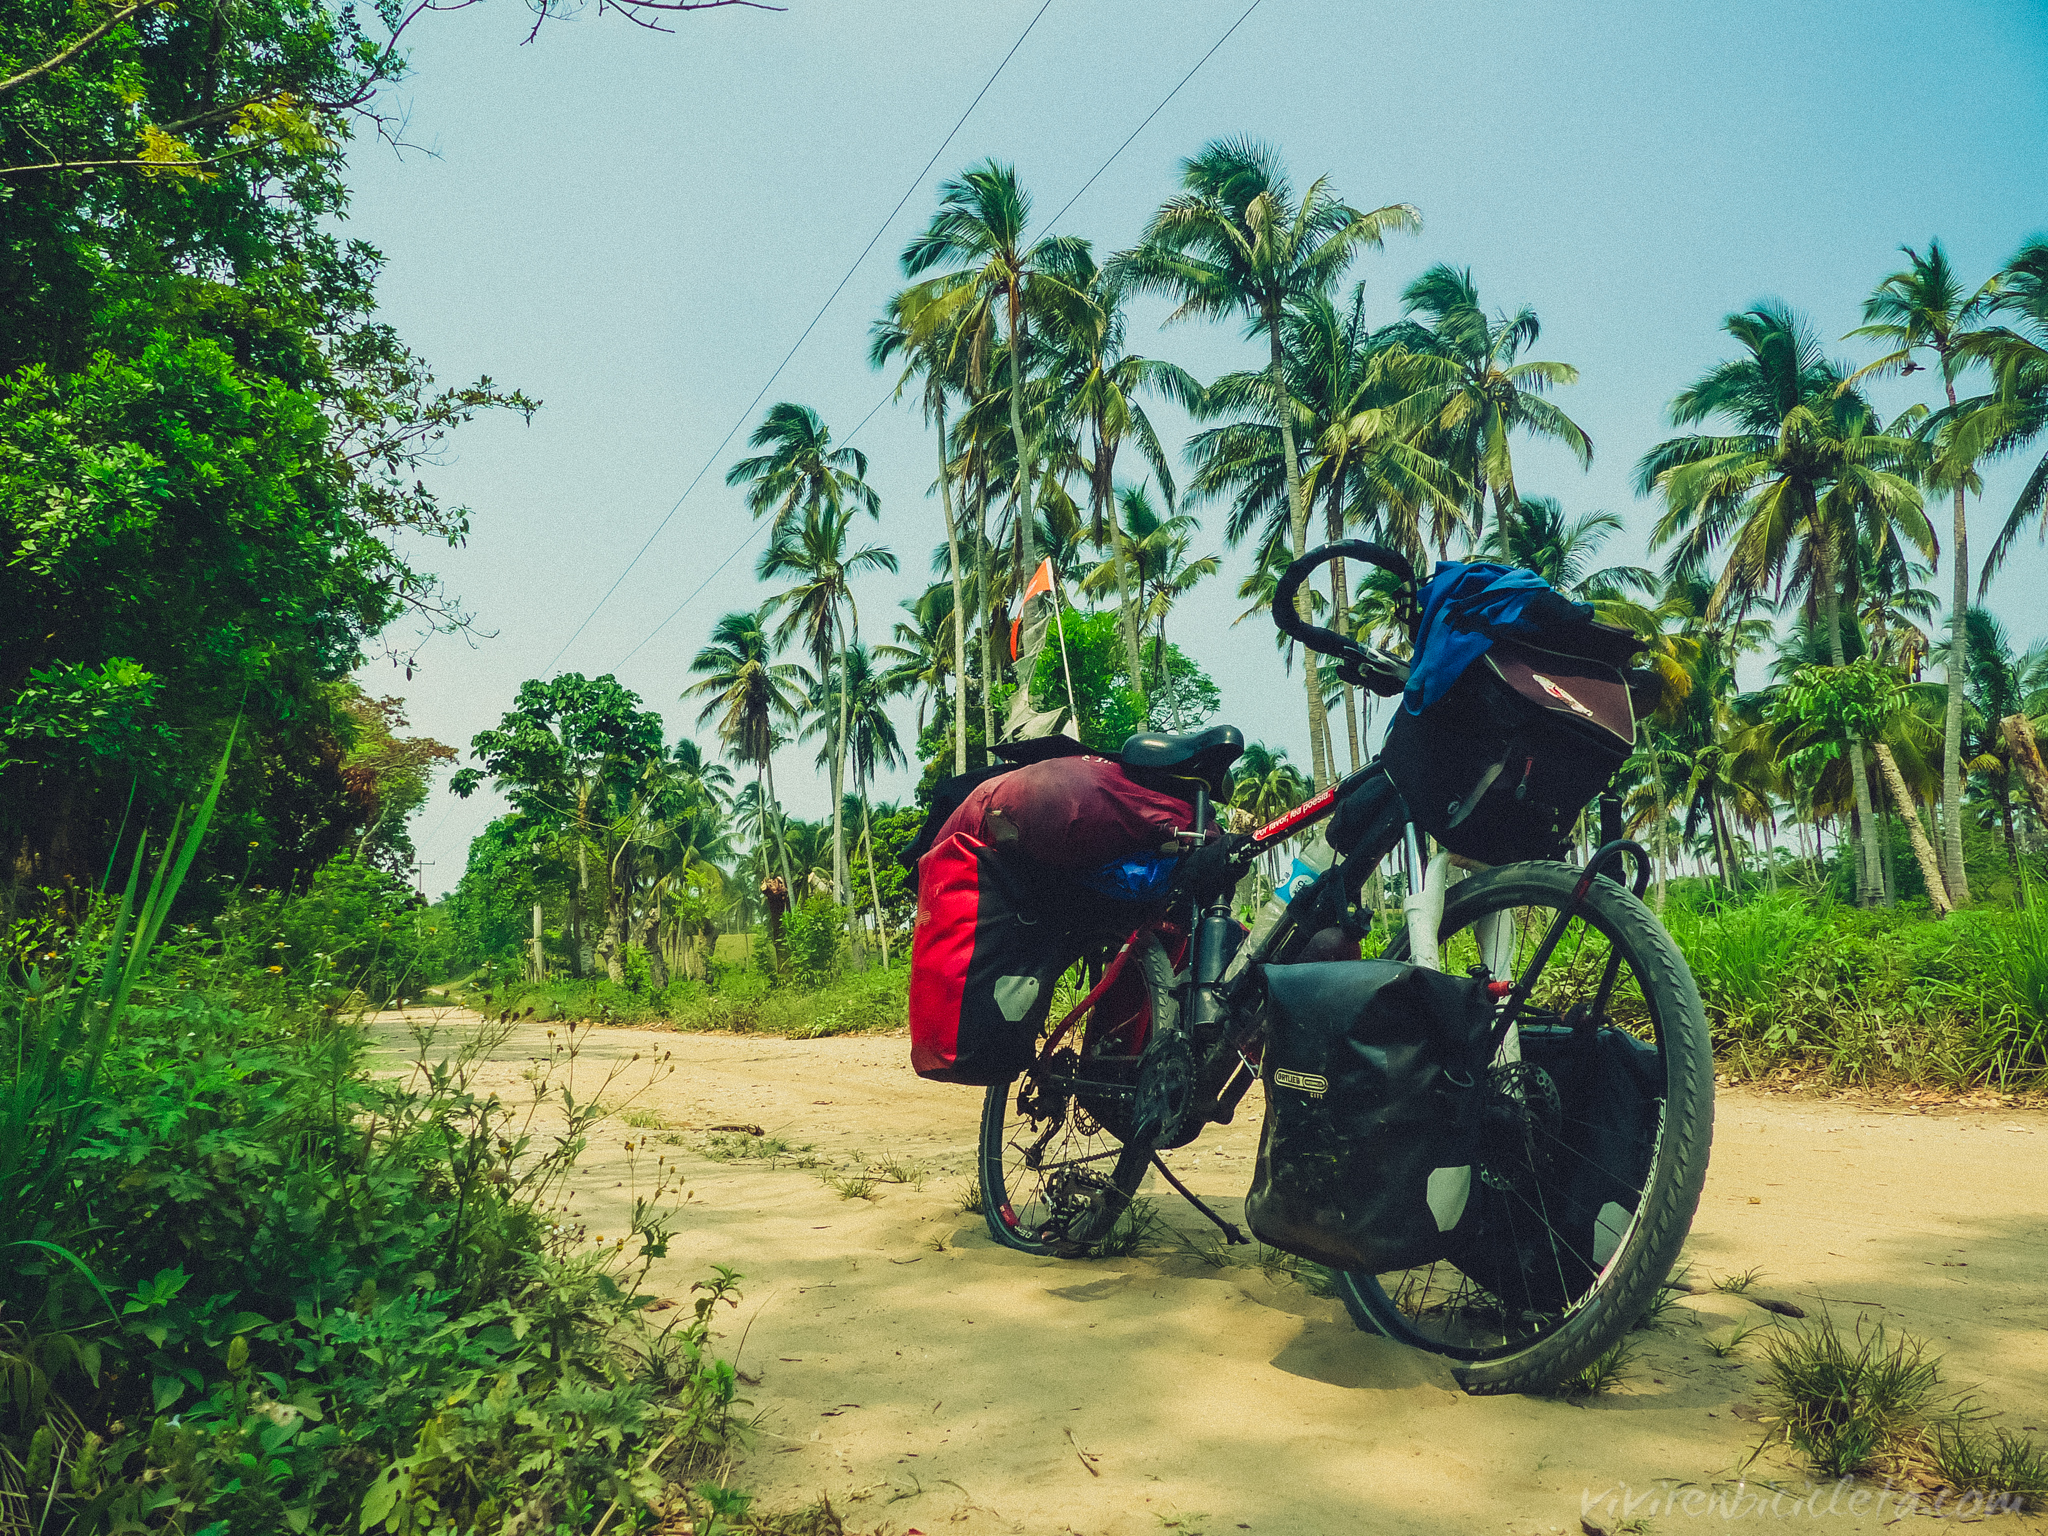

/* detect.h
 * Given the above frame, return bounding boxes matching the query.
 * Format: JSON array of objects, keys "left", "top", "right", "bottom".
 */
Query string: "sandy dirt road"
[{"left": 373, "top": 1013, "right": 2047, "bottom": 1536}]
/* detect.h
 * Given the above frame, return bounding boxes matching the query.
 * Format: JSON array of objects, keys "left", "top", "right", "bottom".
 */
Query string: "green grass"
[
  {"left": 1663, "top": 891, "right": 2048, "bottom": 1089},
  {"left": 1554, "top": 1338, "right": 1638, "bottom": 1397},
  {"left": 1924, "top": 1418, "right": 2048, "bottom": 1511},
  {"left": 1758, "top": 1315, "right": 1941, "bottom": 1476},
  {"left": 464, "top": 962, "right": 910, "bottom": 1039}
]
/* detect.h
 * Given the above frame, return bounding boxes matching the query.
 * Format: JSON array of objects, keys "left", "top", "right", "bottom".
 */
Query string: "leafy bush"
[
  {"left": 780, "top": 895, "right": 844, "bottom": 988},
  {"left": 0, "top": 778, "right": 750, "bottom": 1532},
  {"left": 1664, "top": 890, "right": 2048, "bottom": 1088}
]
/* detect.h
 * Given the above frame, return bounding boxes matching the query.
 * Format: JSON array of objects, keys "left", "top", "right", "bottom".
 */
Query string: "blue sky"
[{"left": 340, "top": 0, "right": 2048, "bottom": 896}]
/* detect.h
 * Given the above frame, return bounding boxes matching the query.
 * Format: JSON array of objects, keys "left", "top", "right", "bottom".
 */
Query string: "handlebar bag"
[
  {"left": 1244, "top": 960, "right": 1494, "bottom": 1273},
  {"left": 1382, "top": 637, "right": 1638, "bottom": 864},
  {"left": 1442, "top": 1024, "right": 1664, "bottom": 1313},
  {"left": 909, "top": 832, "right": 1081, "bottom": 1085}
]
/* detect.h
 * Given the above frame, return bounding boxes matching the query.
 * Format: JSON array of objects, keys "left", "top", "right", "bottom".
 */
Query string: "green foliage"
[
  {"left": 780, "top": 894, "right": 844, "bottom": 988},
  {"left": 478, "top": 961, "right": 909, "bottom": 1040},
  {"left": 1773, "top": 658, "right": 1907, "bottom": 774},
  {"left": 0, "top": 0, "right": 525, "bottom": 902},
  {"left": 214, "top": 854, "right": 431, "bottom": 1007},
  {"left": 1662, "top": 889, "right": 2048, "bottom": 1086},
  {"left": 1026, "top": 609, "right": 1220, "bottom": 749},
  {"left": 0, "top": 974, "right": 746, "bottom": 1533}
]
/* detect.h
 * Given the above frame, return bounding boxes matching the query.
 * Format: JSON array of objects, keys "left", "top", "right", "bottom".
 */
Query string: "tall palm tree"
[
  {"left": 1947, "top": 237, "right": 2048, "bottom": 590},
  {"left": 880, "top": 585, "right": 955, "bottom": 740},
  {"left": 1080, "top": 484, "right": 1221, "bottom": 706},
  {"left": 758, "top": 503, "right": 898, "bottom": 906},
  {"left": 1478, "top": 496, "right": 1654, "bottom": 601},
  {"left": 900, "top": 160, "right": 1084, "bottom": 574},
  {"left": 1041, "top": 245, "right": 1202, "bottom": 688},
  {"left": 1397, "top": 264, "right": 1592, "bottom": 543},
  {"left": 1960, "top": 606, "right": 2048, "bottom": 896},
  {"left": 1638, "top": 302, "right": 1931, "bottom": 906},
  {"left": 685, "top": 605, "right": 804, "bottom": 897},
  {"left": 1186, "top": 287, "right": 1454, "bottom": 776},
  {"left": 1120, "top": 136, "right": 1419, "bottom": 789},
  {"left": 725, "top": 402, "right": 880, "bottom": 534},
  {"left": 804, "top": 640, "right": 910, "bottom": 964},
  {"left": 1846, "top": 239, "right": 2000, "bottom": 904},
  {"left": 872, "top": 288, "right": 972, "bottom": 774}
]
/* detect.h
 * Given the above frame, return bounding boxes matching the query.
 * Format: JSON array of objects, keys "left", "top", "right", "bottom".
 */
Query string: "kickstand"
[{"left": 1149, "top": 1152, "right": 1249, "bottom": 1244}]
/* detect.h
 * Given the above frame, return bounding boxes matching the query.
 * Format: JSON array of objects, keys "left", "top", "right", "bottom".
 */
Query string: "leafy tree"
[
  {"left": 1121, "top": 136, "right": 1418, "bottom": 787},
  {"left": 334, "top": 685, "right": 456, "bottom": 876},
  {"left": 1025, "top": 609, "right": 1218, "bottom": 747},
  {"left": 757, "top": 500, "right": 895, "bottom": 906},
  {"left": 449, "top": 674, "right": 663, "bottom": 977},
  {"left": 1397, "top": 263, "right": 1593, "bottom": 541},
  {"left": 1847, "top": 239, "right": 2000, "bottom": 904},
  {"left": 0, "top": 0, "right": 534, "bottom": 905},
  {"left": 1639, "top": 302, "right": 1930, "bottom": 906}
]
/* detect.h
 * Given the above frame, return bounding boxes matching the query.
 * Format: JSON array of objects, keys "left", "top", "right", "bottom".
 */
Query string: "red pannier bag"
[
  {"left": 909, "top": 833, "right": 1080, "bottom": 1084},
  {"left": 932, "top": 753, "right": 1195, "bottom": 869},
  {"left": 910, "top": 755, "right": 1200, "bottom": 1085}
]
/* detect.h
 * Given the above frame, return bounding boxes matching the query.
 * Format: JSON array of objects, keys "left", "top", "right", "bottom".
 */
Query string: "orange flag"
[{"left": 1009, "top": 557, "right": 1057, "bottom": 661}]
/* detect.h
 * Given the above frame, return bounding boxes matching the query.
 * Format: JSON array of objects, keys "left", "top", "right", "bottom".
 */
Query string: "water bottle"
[{"left": 1222, "top": 834, "right": 1336, "bottom": 982}]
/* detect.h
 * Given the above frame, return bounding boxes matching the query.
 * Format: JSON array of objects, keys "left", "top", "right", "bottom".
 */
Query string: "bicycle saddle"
[{"left": 1119, "top": 724, "right": 1245, "bottom": 792}]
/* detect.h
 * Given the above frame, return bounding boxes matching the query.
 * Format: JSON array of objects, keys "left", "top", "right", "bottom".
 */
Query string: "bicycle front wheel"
[{"left": 1338, "top": 861, "right": 1714, "bottom": 1394}]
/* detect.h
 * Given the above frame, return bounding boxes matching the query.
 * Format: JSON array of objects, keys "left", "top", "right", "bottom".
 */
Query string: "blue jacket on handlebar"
[{"left": 1403, "top": 562, "right": 1595, "bottom": 715}]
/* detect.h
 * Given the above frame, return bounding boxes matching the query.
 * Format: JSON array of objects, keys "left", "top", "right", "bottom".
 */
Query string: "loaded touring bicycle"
[{"left": 907, "top": 540, "right": 1714, "bottom": 1395}]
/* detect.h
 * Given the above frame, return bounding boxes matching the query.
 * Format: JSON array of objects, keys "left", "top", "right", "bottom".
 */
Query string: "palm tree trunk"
[
  {"left": 763, "top": 755, "right": 796, "bottom": 895},
  {"left": 1008, "top": 293, "right": 1036, "bottom": 570},
  {"left": 937, "top": 400, "right": 968, "bottom": 777},
  {"left": 977, "top": 464, "right": 995, "bottom": 758},
  {"left": 1873, "top": 742, "right": 1953, "bottom": 914},
  {"left": 1652, "top": 772, "right": 1669, "bottom": 913},
  {"left": 1997, "top": 777, "right": 2023, "bottom": 906},
  {"left": 1820, "top": 569, "right": 1887, "bottom": 906},
  {"left": 1325, "top": 472, "right": 1362, "bottom": 772},
  {"left": 573, "top": 822, "right": 590, "bottom": 980},
  {"left": 832, "top": 630, "right": 849, "bottom": 907},
  {"left": 861, "top": 793, "right": 888, "bottom": 967},
  {"left": 1271, "top": 316, "right": 1330, "bottom": 789},
  {"left": 1708, "top": 794, "right": 1732, "bottom": 886},
  {"left": 1940, "top": 377, "right": 1972, "bottom": 905}
]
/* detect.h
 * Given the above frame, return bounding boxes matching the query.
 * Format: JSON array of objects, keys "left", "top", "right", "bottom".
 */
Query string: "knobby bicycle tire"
[
  {"left": 1338, "top": 861, "right": 1714, "bottom": 1394},
  {"left": 979, "top": 931, "right": 1177, "bottom": 1255}
]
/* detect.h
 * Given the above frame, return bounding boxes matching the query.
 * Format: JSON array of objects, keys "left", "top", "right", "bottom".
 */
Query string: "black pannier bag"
[
  {"left": 1443, "top": 1025, "right": 1664, "bottom": 1311},
  {"left": 1244, "top": 960, "right": 1496, "bottom": 1273},
  {"left": 1381, "top": 635, "right": 1640, "bottom": 865}
]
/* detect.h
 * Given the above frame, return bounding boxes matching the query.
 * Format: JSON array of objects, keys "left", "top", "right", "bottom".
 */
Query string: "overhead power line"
[
  {"left": 1042, "top": 0, "right": 1264, "bottom": 235},
  {"left": 537, "top": 0, "right": 1058, "bottom": 678},
  {"left": 614, "top": 385, "right": 895, "bottom": 667},
  {"left": 606, "top": 0, "right": 1265, "bottom": 675}
]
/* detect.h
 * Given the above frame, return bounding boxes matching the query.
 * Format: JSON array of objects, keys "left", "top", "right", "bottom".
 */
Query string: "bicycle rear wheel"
[
  {"left": 979, "top": 933, "right": 1173, "bottom": 1255},
  {"left": 1337, "top": 861, "right": 1714, "bottom": 1394}
]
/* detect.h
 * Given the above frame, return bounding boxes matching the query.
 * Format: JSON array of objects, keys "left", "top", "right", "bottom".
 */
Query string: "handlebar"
[{"left": 1271, "top": 541, "right": 1418, "bottom": 697}]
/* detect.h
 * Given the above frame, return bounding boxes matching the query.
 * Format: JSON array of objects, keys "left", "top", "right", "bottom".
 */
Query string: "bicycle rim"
[{"left": 1338, "top": 862, "right": 1713, "bottom": 1392}]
